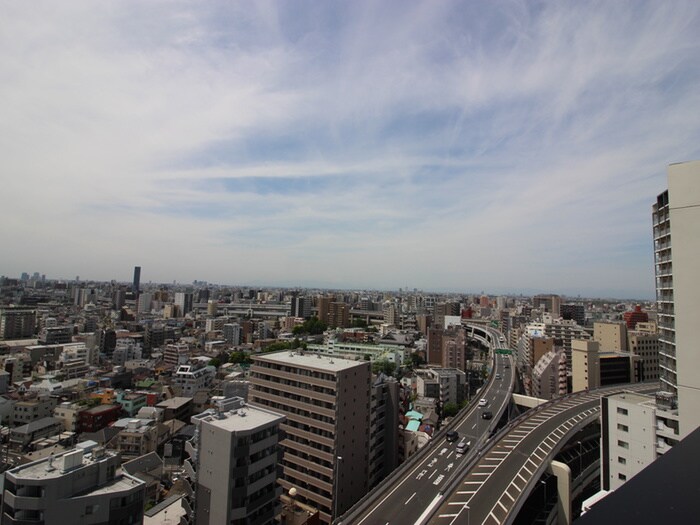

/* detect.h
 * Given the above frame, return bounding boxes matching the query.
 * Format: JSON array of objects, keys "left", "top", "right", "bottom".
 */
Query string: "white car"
[{"left": 478, "top": 398, "right": 488, "bottom": 407}]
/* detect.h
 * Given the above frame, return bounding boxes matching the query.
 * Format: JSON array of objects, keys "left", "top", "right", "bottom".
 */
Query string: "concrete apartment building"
[
  {"left": 369, "top": 375, "right": 400, "bottom": 490},
  {"left": 525, "top": 318, "right": 590, "bottom": 373},
  {"left": 571, "top": 340, "right": 640, "bottom": 393},
  {"left": 414, "top": 368, "right": 466, "bottom": 406},
  {"left": 0, "top": 307, "right": 36, "bottom": 340},
  {"left": 628, "top": 331, "right": 660, "bottom": 382},
  {"left": 171, "top": 363, "right": 216, "bottom": 397},
  {"left": 653, "top": 161, "right": 700, "bottom": 439},
  {"left": 601, "top": 391, "right": 680, "bottom": 491},
  {"left": 531, "top": 349, "right": 567, "bottom": 400},
  {"left": 2, "top": 446, "right": 145, "bottom": 525},
  {"left": 593, "top": 321, "right": 628, "bottom": 353},
  {"left": 249, "top": 352, "right": 371, "bottom": 524},
  {"left": 184, "top": 397, "right": 285, "bottom": 525}
]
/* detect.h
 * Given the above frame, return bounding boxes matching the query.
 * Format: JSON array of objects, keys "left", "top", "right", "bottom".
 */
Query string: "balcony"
[{"left": 183, "top": 459, "right": 196, "bottom": 480}]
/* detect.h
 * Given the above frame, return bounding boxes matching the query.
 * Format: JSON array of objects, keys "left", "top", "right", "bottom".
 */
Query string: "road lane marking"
[{"left": 405, "top": 492, "right": 416, "bottom": 504}]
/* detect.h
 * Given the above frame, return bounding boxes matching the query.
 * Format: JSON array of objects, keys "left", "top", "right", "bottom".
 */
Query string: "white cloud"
[{"left": 1, "top": 0, "right": 699, "bottom": 297}]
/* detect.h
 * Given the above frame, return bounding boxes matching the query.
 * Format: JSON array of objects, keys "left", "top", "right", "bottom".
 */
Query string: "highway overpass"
[
  {"left": 427, "top": 382, "right": 656, "bottom": 525},
  {"left": 338, "top": 327, "right": 512, "bottom": 525}
]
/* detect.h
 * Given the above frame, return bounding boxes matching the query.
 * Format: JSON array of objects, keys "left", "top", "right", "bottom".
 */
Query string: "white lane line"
[
  {"left": 438, "top": 514, "right": 458, "bottom": 518},
  {"left": 497, "top": 500, "right": 508, "bottom": 512},
  {"left": 429, "top": 469, "right": 437, "bottom": 479},
  {"left": 405, "top": 492, "right": 416, "bottom": 504},
  {"left": 504, "top": 490, "right": 516, "bottom": 502},
  {"left": 517, "top": 473, "right": 527, "bottom": 483},
  {"left": 356, "top": 441, "right": 443, "bottom": 525},
  {"left": 414, "top": 494, "right": 443, "bottom": 525}
]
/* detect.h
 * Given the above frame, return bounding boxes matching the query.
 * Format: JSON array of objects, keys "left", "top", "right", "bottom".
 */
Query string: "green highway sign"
[{"left": 495, "top": 348, "right": 512, "bottom": 355}]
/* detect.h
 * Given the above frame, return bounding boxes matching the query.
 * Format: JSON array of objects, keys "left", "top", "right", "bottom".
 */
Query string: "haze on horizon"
[{"left": 2, "top": 1, "right": 700, "bottom": 300}]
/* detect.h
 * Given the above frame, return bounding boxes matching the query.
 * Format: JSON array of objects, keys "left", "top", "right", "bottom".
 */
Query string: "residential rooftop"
[{"left": 255, "top": 350, "right": 369, "bottom": 372}]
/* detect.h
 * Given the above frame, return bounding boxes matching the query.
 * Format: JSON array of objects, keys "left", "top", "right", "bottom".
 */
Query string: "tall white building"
[
  {"left": 601, "top": 391, "right": 679, "bottom": 491},
  {"left": 185, "top": 397, "right": 285, "bottom": 525},
  {"left": 653, "top": 160, "right": 700, "bottom": 438}
]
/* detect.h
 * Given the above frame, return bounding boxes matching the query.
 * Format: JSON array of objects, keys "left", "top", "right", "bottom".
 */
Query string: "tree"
[
  {"left": 442, "top": 402, "right": 459, "bottom": 418},
  {"left": 208, "top": 357, "right": 221, "bottom": 368},
  {"left": 229, "top": 351, "right": 253, "bottom": 365},
  {"left": 410, "top": 353, "right": 425, "bottom": 367},
  {"left": 372, "top": 359, "right": 397, "bottom": 376}
]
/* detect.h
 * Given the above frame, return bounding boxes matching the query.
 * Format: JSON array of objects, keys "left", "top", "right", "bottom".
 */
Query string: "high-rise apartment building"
[
  {"left": 560, "top": 304, "right": 585, "bottom": 326},
  {"left": 533, "top": 294, "right": 562, "bottom": 316},
  {"left": 249, "top": 352, "right": 371, "bottom": 524},
  {"left": 185, "top": 397, "right": 285, "bottom": 525},
  {"left": 132, "top": 266, "right": 141, "bottom": 296},
  {"left": 328, "top": 302, "right": 350, "bottom": 329},
  {"left": 653, "top": 160, "right": 700, "bottom": 438},
  {"left": 0, "top": 307, "right": 36, "bottom": 340},
  {"left": 175, "top": 292, "right": 194, "bottom": 316},
  {"left": 628, "top": 331, "right": 660, "bottom": 382},
  {"left": 316, "top": 296, "right": 332, "bottom": 325}
]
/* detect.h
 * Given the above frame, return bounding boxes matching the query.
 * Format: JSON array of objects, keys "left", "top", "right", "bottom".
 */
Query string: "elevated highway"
[
  {"left": 339, "top": 327, "right": 512, "bottom": 525},
  {"left": 427, "top": 382, "right": 656, "bottom": 525}
]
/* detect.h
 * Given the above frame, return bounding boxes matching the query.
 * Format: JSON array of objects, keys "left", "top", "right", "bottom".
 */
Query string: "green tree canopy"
[{"left": 442, "top": 402, "right": 459, "bottom": 418}]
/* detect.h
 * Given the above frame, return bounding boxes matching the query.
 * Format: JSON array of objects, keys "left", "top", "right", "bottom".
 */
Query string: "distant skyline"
[{"left": 2, "top": 1, "right": 700, "bottom": 299}]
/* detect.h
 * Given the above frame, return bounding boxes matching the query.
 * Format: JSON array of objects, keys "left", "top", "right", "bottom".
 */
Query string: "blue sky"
[{"left": 2, "top": 1, "right": 700, "bottom": 298}]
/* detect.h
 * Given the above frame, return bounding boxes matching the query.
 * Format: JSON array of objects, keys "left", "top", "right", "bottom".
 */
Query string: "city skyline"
[{"left": 2, "top": 2, "right": 700, "bottom": 298}]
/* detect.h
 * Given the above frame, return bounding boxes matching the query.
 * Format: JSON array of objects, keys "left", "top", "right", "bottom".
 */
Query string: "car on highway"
[
  {"left": 482, "top": 410, "right": 493, "bottom": 420},
  {"left": 456, "top": 439, "right": 470, "bottom": 455},
  {"left": 495, "top": 373, "right": 501, "bottom": 380},
  {"left": 478, "top": 398, "right": 488, "bottom": 407},
  {"left": 446, "top": 430, "right": 459, "bottom": 442}
]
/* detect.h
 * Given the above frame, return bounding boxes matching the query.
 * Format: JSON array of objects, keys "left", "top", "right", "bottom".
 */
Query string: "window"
[
  {"left": 618, "top": 440, "right": 629, "bottom": 449},
  {"left": 617, "top": 407, "right": 628, "bottom": 415},
  {"left": 618, "top": 456, "right": 626, "bottom": 465},
  {"left": 617, "top": 424, "right": 629, "bottom": 432},
  {"left": 618, "top": 473, "right": 627, "bottom": 481}
]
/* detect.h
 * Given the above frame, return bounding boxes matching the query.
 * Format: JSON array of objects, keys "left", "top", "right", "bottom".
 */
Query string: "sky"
[{"left": 2, "top": 1, "right": 700, "bottom": 299}]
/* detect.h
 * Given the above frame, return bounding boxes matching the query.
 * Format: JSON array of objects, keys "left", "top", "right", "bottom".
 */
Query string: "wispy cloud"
[{"left": 1, "top": 0, "right": 699, "bottom": 297}]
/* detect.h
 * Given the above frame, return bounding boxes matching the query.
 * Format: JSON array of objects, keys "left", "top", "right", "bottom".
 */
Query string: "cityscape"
[{"left": 2, "top": 2, "right": 700, "bottom": 525}]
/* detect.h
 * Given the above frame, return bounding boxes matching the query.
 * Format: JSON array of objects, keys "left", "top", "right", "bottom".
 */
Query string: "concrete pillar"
[{"left": 547, "top": 460, "right": 572, "bottom": 525}]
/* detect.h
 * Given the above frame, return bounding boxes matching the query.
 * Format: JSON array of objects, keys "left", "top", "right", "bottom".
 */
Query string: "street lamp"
[
  {"left": 577, "top": 441, "right": 583, "bottom": 478},
  {"left": 540, "top": 479, "right": 547, "bottom": 515},
  {"left": 332, "top": 456, "right": 343, "bottom": 521}
]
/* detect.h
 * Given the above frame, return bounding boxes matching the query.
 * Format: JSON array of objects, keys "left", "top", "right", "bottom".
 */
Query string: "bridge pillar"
[{"left": 547, "top": 460, "right": 572, "bottom": 525}]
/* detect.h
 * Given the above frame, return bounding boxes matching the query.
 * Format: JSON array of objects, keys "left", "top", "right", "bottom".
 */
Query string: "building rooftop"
[
  {"left": 156, "top": 397, "right": 192, "bottom": 409},
  {"left": 8, "top": 447, "right": 114, "bottom": 481},
  {"left": 255, "top": 350, "right": 368, "bottom": 373},
  {"left": 194, "top": 399, "right": 284, "bottom": 432}
]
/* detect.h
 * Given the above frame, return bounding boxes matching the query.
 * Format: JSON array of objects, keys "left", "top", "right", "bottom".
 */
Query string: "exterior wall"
[
  {"left": 571, "top": 340, "right": 600, "bottom": 392},
  {"left": 667, "top": 161, "right": 700, "bottom": 438},
  {"left": 2, "top": 449, "right": 145, "bottom": 525},
  {"left": 628, "top": 332, "right": 660, "bottom": 382},
  {"left": 249, "top": 353, "right": 370, "bottom": 525},
  {"left": 602, "top": 394, "right": 657, "bottom": 491},
  {"left": 192, "top": 400, "right": 284, "bottom": 525},
  {"left": 594, "top": 322, "right": 628, "bottom": 352}
]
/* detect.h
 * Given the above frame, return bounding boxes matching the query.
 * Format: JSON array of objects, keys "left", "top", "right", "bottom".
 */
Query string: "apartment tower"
[
  {"left": 249, "top": 352, "right": 371, "bottom": 524},
  {"left": 653, "top": 161, "right": 700, "bottom": 438}
]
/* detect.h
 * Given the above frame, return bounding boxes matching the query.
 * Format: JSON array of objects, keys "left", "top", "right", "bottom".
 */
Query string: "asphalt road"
[
  {"left": 428, "top": 383, "right": 656, "bottom": 525},
  {"left": 345, "top": 351, "right": 515, "bottom": 525}
]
